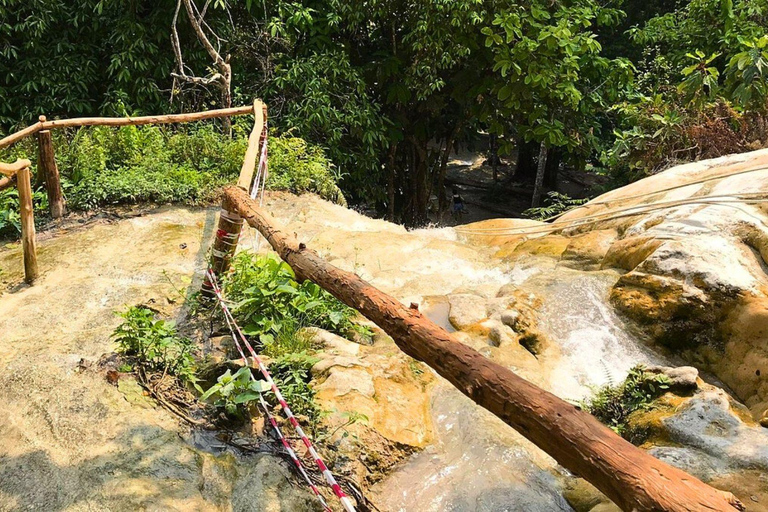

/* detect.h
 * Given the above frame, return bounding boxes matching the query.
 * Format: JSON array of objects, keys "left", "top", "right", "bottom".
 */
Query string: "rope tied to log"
[{"left": 205, "top": 269, "right": 356, "bottom": 512}]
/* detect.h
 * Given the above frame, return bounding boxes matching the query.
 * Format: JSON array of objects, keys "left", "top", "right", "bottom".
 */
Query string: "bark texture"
[
  {"left": 222, "top": 185, "right": 745, "bottom": 512},
  {"left": 17, "top": 165, "right": 38, "bottom": 284},
  {"left": 36, "top": 128, "right": 66, "bottom": 219}
]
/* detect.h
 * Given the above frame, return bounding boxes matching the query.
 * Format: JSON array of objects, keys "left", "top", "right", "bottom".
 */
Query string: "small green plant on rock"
[
  {"left": 199, "top": 367, "right": 270, "bottom": 418},
  {"left": 112, "top": 306, "right": 199, "bottom": 388},
  {"left": 268, "top": 351, "right": 321, "bottom": 426},
  {"left": 582, "top": 365, "right": 670, "bottom": 438},
  {"left": 523, "top": 191, "right": 589, "bottom": 220}
]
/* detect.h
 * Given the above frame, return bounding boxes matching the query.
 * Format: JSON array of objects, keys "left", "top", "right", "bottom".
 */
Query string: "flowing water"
[{"left": 373, "top": 258, "right": 671, "bottom": 511}]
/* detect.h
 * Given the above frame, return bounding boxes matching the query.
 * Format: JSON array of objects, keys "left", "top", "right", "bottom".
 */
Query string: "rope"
[
  {"left": 545, "top": 162, "right": 768, "bottom": 222},
  {"left": 250, "top": 123, "right": 269, "bottom": 252},
  {"left": 455, "top": 193, "right": 768, "bottom": 236},
  {"left": 212, "top": 276, "right": 331, "bottom": 511},
  {"left": 205, "top": 269, "right": 356, "bottom": 512}
]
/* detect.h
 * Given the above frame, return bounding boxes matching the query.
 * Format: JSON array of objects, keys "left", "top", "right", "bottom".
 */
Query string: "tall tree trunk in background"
[
  {"left": 544, "top": 148, "right": 561, "bottom": 189},
  {"left": 387, "top": 144, "right": 397, "bottom": 222},
  {"left": 531, "top": 141, "right": 548, "bottom": 207},
  {"left": 490, "top": 134, "right": 499, "bottom": 182},
  {"left": 437, "top": 124, "right": 460, "bottom": 215},
  {"left": 413, "top": 142, "right": 430, "bottom": 226},
  {"left": 515, "top": 139, "right": 538, "bottom": 183}
]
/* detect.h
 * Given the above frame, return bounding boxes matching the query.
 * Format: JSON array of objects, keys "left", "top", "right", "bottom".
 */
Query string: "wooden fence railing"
[{"left": 0, "top": 101, "right": 264, "bottom": 284}]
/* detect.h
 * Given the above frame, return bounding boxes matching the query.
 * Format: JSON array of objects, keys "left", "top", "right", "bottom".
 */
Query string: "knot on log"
[
  {"left": 299, "top": 242, "right": 306, "bottom": 251},
  {"left": 409, "top": 302, "right": 419, "bottom": 310}
]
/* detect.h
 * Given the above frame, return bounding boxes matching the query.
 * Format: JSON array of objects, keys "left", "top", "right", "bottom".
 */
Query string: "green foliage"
[
  {"left": 679, "top": 51, "right": 721, "bottom": 105},
  {"left": 583, "top": 365, "right": 670, "bottom": 437},
  {"left": 261, "top": 321, "right": 317, "bottom": 359},
  {"left": 267, "top": 135, "right": 346, "bottom": 205},
  {"left": 200, "top": 366, "right": 270, "bottom": 418},
  {"left": 0, "top": 0, "right": 190, "bottom": 126},
  {"left": 112, "top": 306, "right": 199, "bottom": 386},
  {"left": 225, "top": 252, "right": 370, "bottom": 341},
  {"left": 522, "top": 192, "right": 589, "bottom": 220},
  {"left": 268, "top": 351, "right": 321, "bottom": 423},
  {"left": 726, "top": 35, "right": 768, "bottom": 110},
  {"left": 0, "top": 187, "right": 48, "bottom": 237}
]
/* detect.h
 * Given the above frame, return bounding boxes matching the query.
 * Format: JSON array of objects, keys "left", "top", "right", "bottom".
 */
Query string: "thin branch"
[{"left": 181, "top": 0, "right": 227, "bottom": 71}]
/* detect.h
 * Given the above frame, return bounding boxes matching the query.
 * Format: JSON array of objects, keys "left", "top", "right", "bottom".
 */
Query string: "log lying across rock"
[{"left": 222, "top": 185, "right": 743, "bottom": 512}]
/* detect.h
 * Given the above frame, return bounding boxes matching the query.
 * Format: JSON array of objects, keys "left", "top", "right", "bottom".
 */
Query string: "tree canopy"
[{"left": 2, "top": 0, "right": 767, "bottom": 224}]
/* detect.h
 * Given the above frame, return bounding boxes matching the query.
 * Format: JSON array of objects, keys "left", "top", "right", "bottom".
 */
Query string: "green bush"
[
  {"left": 0, "top": 123, "right": 345, "bottom": 227},
  {"left": 112, "top": 306, "right": 199, "bottom": 387},
  {"left": 582, "top": 365, "right": 670, "bottom": 437},
  {"left": 224, "top": 251, "right": 370, "bottom": 342},
  {"left": 522, "top": 192, "right": 589, "bottom": 220}
]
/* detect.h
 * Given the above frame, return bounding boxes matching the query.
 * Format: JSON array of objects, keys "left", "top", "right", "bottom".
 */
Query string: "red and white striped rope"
[
  {"left": 206, "top": 268, "right": 356, "bottom": 512},
  {"left": 213, "top": 283, "right": 331, "bottom": 511}
]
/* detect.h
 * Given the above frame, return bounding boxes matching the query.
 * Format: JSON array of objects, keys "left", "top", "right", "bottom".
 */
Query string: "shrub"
[
  {"left": 199, "top": 366, "right": 270, "bottom": 419},
  {"left": 0, "top": 188, "right": 50, "bottom": 237},
  {"left": 268, "top": 351, "right": 321, "bottom": 424},
  {"left": 0, "top": 123, "right": 345, "bottom": 234},
  {"left": 60, "top": 125, "right": 345, "bottom": 209},
  {"left": 224, "top": 252, "right": 371, "bottom": 342},
  {"left": 582, "top": 365, "right": 670, "bottom": 437},
  {"left": 112, "top": 306, "right": 199, "bottom": 386}
]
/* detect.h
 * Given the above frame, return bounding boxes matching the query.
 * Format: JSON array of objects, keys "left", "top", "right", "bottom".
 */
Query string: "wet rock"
[
  {"left": 316, "top": 367, "right": 376, "bottom": 398},
  {"left": 560, "top": 229, "right": 618, "bottom": 271},
  {"left": 661, "top": 390, "right": 768, "bottom": 471},
  {"left": 602, "top": 235, "right": 663, "bottom": 271},
  {"left": 512, "top": 235, "right": 571, "bottom": 260},
  {"left": 645, "top": 365, "right": 699, "bottom": 394},
  {"left": 487, "top": 321, "right": 515, "bottom": 348},
  {"left": 562, "top": 477, "right": 612, "bottom": 512},
  {"left": 230, "top": 455, "right": 322, "bottom": 511},
  {"left": 305, "top": 327, "right": 360, "bottom": 356},
  {"left": 447, "top": 293, "right": 488, "bottom": 330}
]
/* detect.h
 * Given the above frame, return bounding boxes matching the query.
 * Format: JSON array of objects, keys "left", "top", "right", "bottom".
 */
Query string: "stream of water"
[{"left": 373, "top": 261, "right": 670, "bottom": 511}]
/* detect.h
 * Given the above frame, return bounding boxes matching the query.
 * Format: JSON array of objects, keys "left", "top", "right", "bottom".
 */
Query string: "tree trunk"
[
  {"left": 544, "top": 147, "right": 561, "bottom": 190},
  {"left": 437, "top": 125, "right": 460, "bottom": 216},
  {"left": 36, "top": 125, "right": 66, "bottom": 219},
  {"left": 387, "top": 144, "right": 397, "bottom": 222},
  {"left": 17, "top": 164, "right": 38, "bottom": 284},
  {"left": 220, "top": 60, "right": 233, "bottom": 135},
  {"left": 515, "top": 138, "right": 538, "bottom": 182},
  {"left": 490, "top": 134, "right": 499, "bottom": 182},
  {"left": 531, "top": 141, "right": 548, "bottom": 207},
  {"left": 221, "top": 185, "right": 743, "bottom": 512}
]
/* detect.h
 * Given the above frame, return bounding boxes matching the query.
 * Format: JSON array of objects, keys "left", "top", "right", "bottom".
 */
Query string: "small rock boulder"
[
  {"left": 646, "top": 365, "right": 699, "bottom": 394},
  {"left": 448, "top": 294, "right": 488, "bottom": 330}
]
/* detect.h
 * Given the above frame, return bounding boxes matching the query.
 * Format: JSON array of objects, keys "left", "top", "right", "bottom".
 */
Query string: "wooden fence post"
[
  {"left": 17, "top": 163, "right": 39, "bottom": 284},
  {"left": 202, "top": 100, "right": 266, "bottom": 299},
  {"left": 201, "top": 205, "right": 243, "bottom": 299},
  {"left": 36, "top": 116, "right": 65, "bottom": 219}
]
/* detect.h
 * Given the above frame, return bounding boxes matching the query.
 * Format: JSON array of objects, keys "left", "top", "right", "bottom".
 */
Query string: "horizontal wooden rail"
[
  {"left": 0, "top": 105, "right": 255, "bottom": 150},
  {"left": 0, "top": 158, "right": 32, "bottom": 177},
  {"left": 0, "top": 124, "right": 44, "bottom": 150},
  {"left": 220, "top": 185, "right": 744, "bottom": 512}
]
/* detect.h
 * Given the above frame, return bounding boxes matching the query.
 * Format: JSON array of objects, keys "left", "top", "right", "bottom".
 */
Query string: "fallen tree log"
[{"left": 222, "top": 185, "right": 743, "bottom": 512}]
